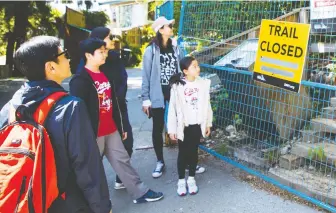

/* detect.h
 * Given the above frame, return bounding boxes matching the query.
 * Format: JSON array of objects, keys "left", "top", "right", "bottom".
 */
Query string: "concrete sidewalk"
[{"left": 106, "top": 68, "right": 321, "bottom": 213}]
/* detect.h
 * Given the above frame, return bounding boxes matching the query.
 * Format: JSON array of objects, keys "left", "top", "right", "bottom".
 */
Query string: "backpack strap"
[{"left": 33, "top": 92, "right": 68, "bottom": 125}]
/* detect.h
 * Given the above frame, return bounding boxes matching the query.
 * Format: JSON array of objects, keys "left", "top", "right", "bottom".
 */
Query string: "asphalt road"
[
  {"left": 0, "top": 70, "right": 322, "bottom": 213},
  {"left": 105, "top": 69, "right": 320, "bottom": 213}
]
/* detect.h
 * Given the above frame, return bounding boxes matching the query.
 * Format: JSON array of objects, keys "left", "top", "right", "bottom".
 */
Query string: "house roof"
[{"left": 98, "top": 0, "right": 137, "bottom": 6}]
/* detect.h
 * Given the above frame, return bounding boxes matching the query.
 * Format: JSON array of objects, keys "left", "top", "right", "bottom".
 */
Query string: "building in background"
[
  {"left": 49, "top": 0, "right": 101, "bottom": 14},
  {"left": 99, "top": 0, "right": 153, "bottom": 36}
]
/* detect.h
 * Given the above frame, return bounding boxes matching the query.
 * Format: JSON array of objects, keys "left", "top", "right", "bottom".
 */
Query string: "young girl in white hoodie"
[{"left": 167, "top": 56, "right": 213, "bottom": 196}]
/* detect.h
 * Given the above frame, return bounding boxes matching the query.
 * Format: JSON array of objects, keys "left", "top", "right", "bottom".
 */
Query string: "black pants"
[
  {"left": 152, "top": 108, "right": 165, "bottom": 163},
  {"left": 177, "top": 125, "right": 201, "bottom": 179},
  {"left": 116, "top": 113, "right": 134, "bottom": 183}
]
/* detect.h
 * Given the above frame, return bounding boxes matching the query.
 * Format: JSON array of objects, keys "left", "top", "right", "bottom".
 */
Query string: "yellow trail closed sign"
[{"left": 253, "top": 20, "right": 311, "bottom": 92}]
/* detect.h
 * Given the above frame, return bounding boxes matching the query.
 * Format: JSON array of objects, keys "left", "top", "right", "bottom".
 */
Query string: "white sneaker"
[
  {"left": 195, "top": 165, "right": 206, "bottom": 174},
  {"left": 187, "top": 177, "right": 198, "bottom": 195},
  {"left": 177, "top": 179, "right": 187, "bottom": 196},
  {"left": 185, "top": 165, "right": 206, "bottom": 174},
  {"left": 114, "top": 182, "right": 126, "bottom": 190},
  {"left": 152, "top": 161, "right": 165, "bottom": 178}
]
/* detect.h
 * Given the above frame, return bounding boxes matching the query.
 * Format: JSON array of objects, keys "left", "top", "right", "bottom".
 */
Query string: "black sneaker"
[{"left": 133, "top": 189, "right": 164, "bottom": 204}]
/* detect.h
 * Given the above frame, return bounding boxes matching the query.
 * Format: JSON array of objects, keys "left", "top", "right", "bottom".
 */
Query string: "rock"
[
  {"left": 279, "top": 154, "right": 303, "bottom": 170},
  {"left": 246, "top": 175, "right": 253, "bottom": 180},
  {"left": 210, "top": 131, "right": 216, "bottom": 137},
  {"left": 308, "top": 165, "right": 315, "bottom": 171},
  {"left": 226, "top": 125, "right": 236, "bottom": 134},
  {"left": 280, "top": 144, "right": 291, "bottom": 155}
]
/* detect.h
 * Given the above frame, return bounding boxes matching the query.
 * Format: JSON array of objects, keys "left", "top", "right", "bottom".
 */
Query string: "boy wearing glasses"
[
  {"left": 0, "top": 36, "right": 112, "bottom": 212},
  {"left": 70, "top": 38, "right": 164, "bottom": 204}
]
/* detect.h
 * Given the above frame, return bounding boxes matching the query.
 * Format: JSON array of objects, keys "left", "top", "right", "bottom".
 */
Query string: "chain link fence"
[{"left": 160, "top": 1, "right": 336, "bottom": 211}]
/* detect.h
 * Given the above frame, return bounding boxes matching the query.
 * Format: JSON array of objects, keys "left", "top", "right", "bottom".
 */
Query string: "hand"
[
  {"left": 205, "top": 127, "right": 211, "bottom": 137},
  {"left": 169, "top": 133, "right": 177, "bottom": 141},
  {"left": 122, "top": 132, "right": 127, "bottom": 140},
  {"left": 142, "top": 106, "right": 151, "bottom": 116}
]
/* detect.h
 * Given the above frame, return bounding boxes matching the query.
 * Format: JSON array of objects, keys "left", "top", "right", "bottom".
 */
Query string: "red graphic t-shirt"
[{"left": 87, "top": 69, "right": 117, "bottom": 137}]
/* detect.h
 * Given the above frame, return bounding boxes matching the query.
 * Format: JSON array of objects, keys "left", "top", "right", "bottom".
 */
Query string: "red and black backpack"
[{"left": 0, "top": 92, "right": 67, "bottom": 213}]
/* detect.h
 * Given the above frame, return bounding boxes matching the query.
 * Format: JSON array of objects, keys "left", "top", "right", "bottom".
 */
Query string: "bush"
[
  {"left": 127, "top": 46, "right": 142, "bottom": 67},
  {"left": 83, "top": 11, "right": 109, "bottom": 30},
  {"left": 121, "top": 24, "right": 155, "bottom": 67}
]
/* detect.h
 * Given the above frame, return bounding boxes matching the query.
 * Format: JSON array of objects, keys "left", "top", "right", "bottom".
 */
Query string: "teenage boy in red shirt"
[{"left": 70, "top": 38, "right": 163, "bottom": 204}]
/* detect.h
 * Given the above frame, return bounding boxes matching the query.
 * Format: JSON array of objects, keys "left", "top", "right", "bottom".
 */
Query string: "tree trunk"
[
  {"left": 5, "top": 31, "right": 15, "bottom": 76},
  {"left": 6, "top": 1, "right": 30, "bottom": 76}
]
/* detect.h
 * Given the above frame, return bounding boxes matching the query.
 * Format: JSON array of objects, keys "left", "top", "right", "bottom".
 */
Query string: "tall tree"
[
  {"left": 0, "top": 2, "right": 60, "bottom": 76},
  {"left": 83, "top": 10, "right": 109, "bottom": 30},
  {"left": 84, "top": 0, "right": 93, "bottom": 10},
  {"left": 1, "top": 2, "right": 29, "bottom": 76}
]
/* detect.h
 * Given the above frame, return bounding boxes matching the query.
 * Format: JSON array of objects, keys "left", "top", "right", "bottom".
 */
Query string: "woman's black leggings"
[{"left": 152, "top": 108, "right": 165, "bottom": 163}]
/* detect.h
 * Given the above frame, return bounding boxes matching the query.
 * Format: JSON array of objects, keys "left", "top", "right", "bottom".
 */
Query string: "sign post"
[
  {"left": 253, "top": 20, "right": 311, "bottom": 93},
  {"left": 66, "top": 7, "right": 86, "bottom": 28}
]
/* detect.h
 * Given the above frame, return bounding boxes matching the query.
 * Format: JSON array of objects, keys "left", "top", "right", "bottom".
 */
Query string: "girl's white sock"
[
  {"left": 178, "top": 178, "right": 185, "bottom": 183},
  {"left": 188, "top": 176, "right": 195, "bottom": 181}
]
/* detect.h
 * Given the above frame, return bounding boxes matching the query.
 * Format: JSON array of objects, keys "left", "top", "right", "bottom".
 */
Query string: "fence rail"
[
  {"left": 156, "top": 0, "right": 174, "bottom": 19},
  {"left": 159, "top": 1, "right": 336, "bottom": 212}
]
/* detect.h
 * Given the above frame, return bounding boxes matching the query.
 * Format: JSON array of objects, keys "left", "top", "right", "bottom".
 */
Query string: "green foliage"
[
  {"left": 308, "top": 146, "right": 326, "bottom": 162},
  {"left": 128, "top": 46, "right": 142, "bottom": 67},
  {"left": 0, "top": 2, "right": 60, "bottom": 56},
  {"left": 0, "top": 8, "right": 10, "bottom": 55},
  {"left": 216, "top": 143, "right": 228, "bottom": 156},
  {"left": 120, "top": 24, "right": 155, "bottom": 68},
  {"left": 141, "top": 24, "right": 155, "bottom": 44},
  {"left": 211, "top": 88, "right": 230, "bottom": 111},
  {"left": 28, "top": 6, "right": 61, "bottom": 38},
  {"left": 234, "top": 114, "right": 243, "bottom": 126},
  {"left": 264, "top": 150, "right": 278, "bottom": 164},
  {"left": 304, "top": 123, "right": 312, "bottom": 130},
  {"left": 173, "top": 1, "right": 181, "bottom": 35},
  {"left": 211, "top": 88, "right": 230, "bottom": 123},
  {"left": 83, "top": 10, "right": 110, "bottom": 30},
  {"left": 0, "top": 1, "right": 61, "bottom": 75}
]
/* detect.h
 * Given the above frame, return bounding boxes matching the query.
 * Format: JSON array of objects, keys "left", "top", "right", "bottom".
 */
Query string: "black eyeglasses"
[
  {"left": 160, "top": 24, "right": 173, "bottom": 30},
  {"left": 54, "top": 49, "right": 70, "bottom": 60},
  {"left": 109, "top": 34, "right": 116, "bottom": 40}
]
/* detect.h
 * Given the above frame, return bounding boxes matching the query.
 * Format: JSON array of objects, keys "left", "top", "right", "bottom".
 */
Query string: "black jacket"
[
  {"left": 102, "top": 50, "right": 128, "bottom": 100},
  {"left": 69, "top": 67, "right": 127, "bottom": 137},
  {"left": 0, "top": 80, "right": 111, "bottom": 213}
]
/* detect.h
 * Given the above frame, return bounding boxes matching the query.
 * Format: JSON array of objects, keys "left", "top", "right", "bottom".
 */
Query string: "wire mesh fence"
[{"left": 160, "top": 0, "right": 336, "bottom": 211}]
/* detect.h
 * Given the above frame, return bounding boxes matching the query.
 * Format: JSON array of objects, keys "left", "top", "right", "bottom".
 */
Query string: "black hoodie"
[
  {"left": 0, "top": 80, "right": 111, "bottom": 213},
  {"left": 70, "top": 65, "right": 127, "bottom": 138}
]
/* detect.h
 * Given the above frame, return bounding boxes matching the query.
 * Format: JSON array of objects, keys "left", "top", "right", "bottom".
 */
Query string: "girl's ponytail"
[{"left": 169, "top": 73, "right": 185, "bottom": 87}]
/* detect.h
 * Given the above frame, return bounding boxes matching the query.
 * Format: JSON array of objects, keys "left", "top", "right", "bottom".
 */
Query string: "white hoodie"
[{"left": 167, "top": 77, "right": 213, "bottom": 141}]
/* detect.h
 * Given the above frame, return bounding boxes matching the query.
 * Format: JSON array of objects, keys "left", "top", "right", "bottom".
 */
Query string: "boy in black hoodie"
[
  {"left": 76, "top": 27, "right": 134, "bottom": 189},
  {"left": 70, "top": 38, "right": 163, "bottom": 204}
]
